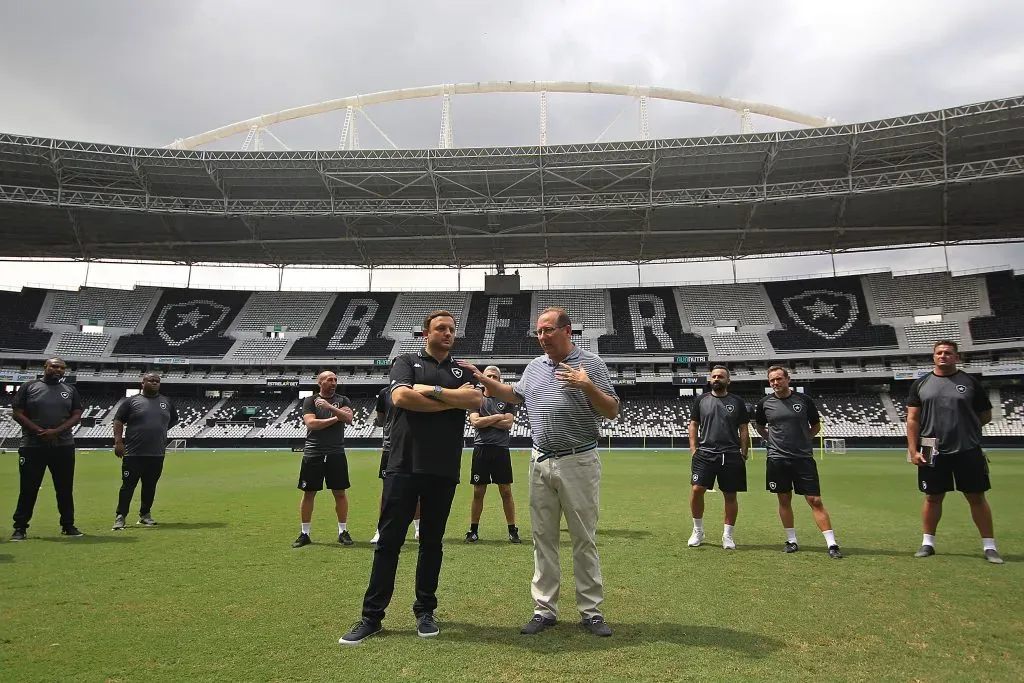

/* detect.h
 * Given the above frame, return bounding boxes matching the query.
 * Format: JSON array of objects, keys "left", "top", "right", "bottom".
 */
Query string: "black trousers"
[
  {"left": 116, "top": 456, "right": 166, "bottom": 517},
  {"left": 361, "top": 472, "right": 457, "bottom": 623},
  {"left": 13, "top": 446, "right": 76, "bottom": 530}
]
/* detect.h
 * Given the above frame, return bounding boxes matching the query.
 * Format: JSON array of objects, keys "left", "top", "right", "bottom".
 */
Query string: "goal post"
[
  {"left": 823, "top": 438, "right": 846, "bottom": 458},
  {"left": 167, "top": 439, "right": 187, "bottom": 452}
]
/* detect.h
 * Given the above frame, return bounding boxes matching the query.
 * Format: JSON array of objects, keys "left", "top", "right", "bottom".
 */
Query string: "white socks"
[
  {"left": 301, "top": 522, "right": 311, "bottom": 535},
  {"left": 823, "top": 530, "right": 836, "bottom": 547},
  {"left": 723, "top": 524, "right": 735, "bottom": 537},
  {"left": 338, "top": 522, "right": 347, "bottom": 534},
  {"left": 982, "top": 538, "right": 997, "bottom": 551},
  {"left": 414, "top": 519, "right": 421, "bottom": 533},
  {"left": 923, "top": 533, "right": 936, "bottom": 548},
  {"left": 692, "top": 518, "right": 704, "bottom": 531},
  {"left": 785, "top": 528, "right": 798, "bottom": 544}
]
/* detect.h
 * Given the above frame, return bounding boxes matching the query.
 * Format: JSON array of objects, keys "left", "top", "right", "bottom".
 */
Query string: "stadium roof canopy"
[{"left": 0, "top": 96, "right": 1021, "bottom": 268}]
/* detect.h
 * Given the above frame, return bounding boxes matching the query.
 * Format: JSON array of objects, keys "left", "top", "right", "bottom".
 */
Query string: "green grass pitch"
[{"left": 1, "top": 448, "right": 1023, "bottom": 682}]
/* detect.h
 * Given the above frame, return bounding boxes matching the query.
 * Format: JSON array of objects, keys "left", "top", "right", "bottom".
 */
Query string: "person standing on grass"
[
  {"left": 10, "top": 357, "right": 84, "bottom": 540},
  {"left": 111, "top": 372, "right": 179, "bottom": 530},
  {"left": 753, "top": 366, "right": 842, "bottom": 559},
  {"left": 465, "top": 365, "right": 521, "bottom": 545},
  {"left": 339, "top": 310, "right": 482, "bottom": 645},
  {"left": 461, "top": 307, "right": 619, "bottom": 638},
  {"left": 907, "top": 340, "right": 1002, "bottom": 564},
  {"left": 370, "top": 384, "right": 419, "bottom": 546},
  {"left": 687, "top": 366, "right": 749, "bottom": 550},
  {"left": 292, "top": 370, "right": 355, "bottom": 548}
]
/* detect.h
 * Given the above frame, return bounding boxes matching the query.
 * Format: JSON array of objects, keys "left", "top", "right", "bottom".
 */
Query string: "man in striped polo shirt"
[{"left": 462, "top": 307, "right": 619, "bottom": 638}]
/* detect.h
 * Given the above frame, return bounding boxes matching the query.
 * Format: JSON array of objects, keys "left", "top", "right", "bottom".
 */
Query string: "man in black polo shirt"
[
  {"left": 754, "top": 366, "right": 842, "bottom": 559},
  {"left": 465, "top": 365, "right": 521, "bottom": 544},
  {"left": 10, "top": 357, "right": 84, "bottom": 540},
  {"left": 907, "top": 340, "right": 1001, "bottom": 563},
  {"left": 340, "top": 310, "right": 482, "bottom": 645},
  {"left": 292, "top": 370, "right": 355, "bottom": 548},
  {"left": 111, "top": 372, "right": 179, "bottom": 530},
  {"left": 688, "top": 365, "right": 749, "bottom": 550}
]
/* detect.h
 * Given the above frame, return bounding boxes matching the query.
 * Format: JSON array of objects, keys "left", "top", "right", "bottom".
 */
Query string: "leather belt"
[{"left": 534, "top": 442, "right": 598, "bottom": 463}]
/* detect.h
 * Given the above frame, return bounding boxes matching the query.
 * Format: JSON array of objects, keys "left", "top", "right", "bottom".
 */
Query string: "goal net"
[
  {"left": 167, "top": 439, "right": 188, "bottom": 452},
  {"left": 823, "top": 438, "right": 846, "bottom": 456}
]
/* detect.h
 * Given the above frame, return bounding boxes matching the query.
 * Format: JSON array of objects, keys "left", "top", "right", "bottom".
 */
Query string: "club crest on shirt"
[
  {"left": 472, "top": 474, "right": 480, "bottom": 483},
  {"left": 160, "top": 402, "right": 168, "bottom": 410},
  {"left": 156, "top": 299, "right": 230, "bottom": 347},
  {"left": 60, "top": 391, "right": 69, "bottom": 400},
  {"left": 452, "top": 367, "right": 463, "bottom": 379},
  {"left": 497, "top": 402, "right": 505, "bottom": 410},
  {"left": 956, "top": 385, "right": 967, "bottom": 393},
  {"left": 793, "top": 403, "right": 803, "bottom": 412},
  {"left": 726, "top": 404, "right": 735, "bottom": 412}
]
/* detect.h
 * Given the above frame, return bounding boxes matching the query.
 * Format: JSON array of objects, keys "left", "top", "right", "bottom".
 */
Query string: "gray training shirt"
[
  {"left": 302, "top": 393, "right": 352, "bottom": 457},
  {"left": 13, "top": 379, "right": 83, "bottom": 448},
  {"left": 114, "top": 394, "right": 179, "bottom": 457},
  {"left": 907, "top": 370, "right": 991, "bottom": 455},
  {"left": 691, "top": 392, "right": 749, "bottom": 456},
  {"left": 755, "top": 392, "right": 821, "bottom": 459},
  {"left": 474, "top": 395, "right": 516, "bottom": 447}
]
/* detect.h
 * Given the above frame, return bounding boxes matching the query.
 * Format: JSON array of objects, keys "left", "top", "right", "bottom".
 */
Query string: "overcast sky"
[{"left": 0, "top": 0, "right": 1022, "bottom": 289}]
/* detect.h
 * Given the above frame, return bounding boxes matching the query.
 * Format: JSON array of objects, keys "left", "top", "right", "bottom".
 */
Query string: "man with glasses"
[
  {"left": 461, "top": 307, "right": 619, "bottom": 637},
  {"left": 465, "top": 365, "right": 521, "bottom": 544}
]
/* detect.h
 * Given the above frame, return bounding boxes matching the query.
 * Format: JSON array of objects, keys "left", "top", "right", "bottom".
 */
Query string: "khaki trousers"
[{"left": 528, "top": 447, "right": 604, "bottom": 620}]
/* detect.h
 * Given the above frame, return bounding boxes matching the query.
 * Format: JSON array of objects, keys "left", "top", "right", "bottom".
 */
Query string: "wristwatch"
[{"left": 433, "top": 385, "right": 444, "bottom": 398}]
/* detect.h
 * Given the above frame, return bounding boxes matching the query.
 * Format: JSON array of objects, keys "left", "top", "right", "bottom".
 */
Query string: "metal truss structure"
[{"left": 0, "top": 96, "right": 1021, "bottom": 268}]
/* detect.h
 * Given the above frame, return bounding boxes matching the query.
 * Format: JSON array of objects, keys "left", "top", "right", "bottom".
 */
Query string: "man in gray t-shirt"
[
  {"left": 10, "top": 357, "right": 84, "bottom": 540},
  {"left": 907, "top": 340, "right": 1001, "bottom": 564},
  {"left": 687, "top": 366, "right": 749, "bottom": 550},
  {"left": 465, "top": 366, "right": 521, "bottom": 544},
  {"left": 754, "top": 366, "right": 842, "bottom": 559},
  {"left": 112, "top": 372, "right": 179, "bottom": 530}
]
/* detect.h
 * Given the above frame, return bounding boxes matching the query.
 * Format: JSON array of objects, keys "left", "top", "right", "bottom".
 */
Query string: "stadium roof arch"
[{"left": 0, "top": 95, "right": 1021, "bottom": 268}]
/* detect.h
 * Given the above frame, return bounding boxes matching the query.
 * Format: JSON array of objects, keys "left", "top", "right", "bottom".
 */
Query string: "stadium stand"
[
  {"left": 677, "top": 284, "right": 774, "bottom": 328},
  {"left": 863, "top": 272, "right": 983, "bottom": 318},
  {"left": 113, "top": 288, "right": 250, "bottom": 357},
  {"left": 231, "top": 291, "right": 334, "bottom": 334},
  {"left": 903, "top": 321, "right": 963, "bottom": 350},
  {"left": 459, "top": 293, "right": 536, "bottom": 356},
  {"left": 814, "top": 392, "right": 904, "bottom": 438},
  {"left": 288, "top": 292, "right": 397, "bottom": 358},
  {"left": 54, "top": 332, "right": 112, "bottom": 357},
  {"left": 43, "top": 286, "right": 158, "bottom": 328},
  {"left": 602, "top": 398, "right": 691, "bottom": 438},
  {"left": 229, "top": 339, "right": 288, "bottom": 362},
  {"left": 970, "top": 271, "right": 1024, "bottom": 342},
  {"left": 599, "top": 288, "right": 706, "bottom": 355},
  {"left": 766, "top": 276, "right": 898, "bottom": 351},
  {"left": 209, "top": 395, "right": 285, "bottom": 423},
  {"left": 532, "top": 290, "right": 610, "bottom": 332},
  {"left": 384, "top": 292, "right": 471, "bottom": 339},
  {"left": 709, "top": 333, "right": 769, "bottom": 357},
  {"left": 167, "top": 396, "right": 220, "bottom": 439},
  {"left": 0, "top": 288, "right": 51, "bottom": 352}
]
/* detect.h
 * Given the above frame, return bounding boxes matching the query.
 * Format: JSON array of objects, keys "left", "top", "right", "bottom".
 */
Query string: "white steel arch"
[{"left": 166, "top": 81, "right": 832, "bottom": 150}]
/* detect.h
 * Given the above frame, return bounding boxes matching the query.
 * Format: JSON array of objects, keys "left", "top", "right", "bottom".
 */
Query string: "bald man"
[{"left": 292, "top": 370, "right": 355, "bottom": 548}]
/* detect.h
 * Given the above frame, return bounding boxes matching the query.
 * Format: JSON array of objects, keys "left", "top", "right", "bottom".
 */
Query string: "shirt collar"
[
  {"left": 542, "top": 344, "right": 580, "bottom": 367},
  {"left": 417, "top": 348, "right": 453, "bottom": 365}
]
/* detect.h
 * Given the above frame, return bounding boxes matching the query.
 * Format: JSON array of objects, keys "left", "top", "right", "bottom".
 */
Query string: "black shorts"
[
  {"left": 766, "top": 457, "right": 820, "bottom": 496},
  {"left": 297, "top": 452, "right": 350, "bottom": 491},
  {"left": 470, "top": 444, "right": 514, "bottom": 486},
  {"left": 918, "top": 448, "right": 990, "bottom": 495},
  {"left": 691, "top": 451, "right": 746, "bottom": 493}
]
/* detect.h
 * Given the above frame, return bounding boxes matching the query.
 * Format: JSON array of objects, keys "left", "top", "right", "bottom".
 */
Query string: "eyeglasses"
[{"left": 532, "top": 325, "right": 567, "bottom": 337}]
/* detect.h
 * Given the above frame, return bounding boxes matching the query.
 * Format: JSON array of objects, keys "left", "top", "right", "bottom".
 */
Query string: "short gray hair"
[{"left": 483, "top": 365, "right": 502, "bottom": 376}]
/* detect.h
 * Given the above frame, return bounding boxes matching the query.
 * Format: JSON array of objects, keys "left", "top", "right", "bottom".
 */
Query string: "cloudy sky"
[{"left": 0, "top": 0, "right": 1022, "bottom": 290}]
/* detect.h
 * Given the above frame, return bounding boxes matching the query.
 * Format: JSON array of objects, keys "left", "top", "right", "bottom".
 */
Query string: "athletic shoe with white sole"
[
  {"left": 687, "top": 529, "right": 704, "bottom": 547},
  {"left": 338, "top": 618, "right": 382, "bottom": 645},
  {"left": 722, "top": 535, "right": 736, "bottom": 550}
]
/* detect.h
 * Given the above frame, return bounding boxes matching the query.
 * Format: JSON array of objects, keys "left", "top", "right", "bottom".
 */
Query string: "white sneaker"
[
  {"left": 722, "top": 535, "right": 736, "bottom": 550},
  {"left": 687, "top": 529, "right": 704, "bottom": 547},
  {"left": 369, "top": 531, "right": 380, "bottom": 545}
]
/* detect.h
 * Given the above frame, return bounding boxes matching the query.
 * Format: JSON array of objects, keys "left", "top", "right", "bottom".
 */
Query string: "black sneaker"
[
  {"left": 338, "top": 618, "right": 382, "bottom": 646},
  {"left": 465, "top": 531, "right": 479, "bottom": 543},
  {"left": 61, "top": 526, "right": 84, "bottom": 537},
  {"left": 416, "top": 612, "right": 440, "bottom": 638},
  {"left": 338, "top": 530, "right": 354, "bottom": 546},
  {"left": 10, "top": 528, "right": 26, "bottom": 541},
  {"left": 914, "top": 544, "right": 935, "bottom": 558},
  {"left": 112, "top": 515, "right": 126, "bottom": 531},
  {"left": 520, "top": 614, "right": 556, "bottom": 634},
  {"left": 828, "top": 545, "right": 844, "bottom": 560},
  {"left": 292, "top": 533, "right": 312, "bottom": 548},
  {"left": 138, "top": 514, "right": 158, "bottom": 527},
  {"left": 783, "top": 541, "right": 799, "bottom": 553},
  {"left": 509, "top": 527, "right": 522, "bottom": 544},
  {"left": 984, "top": 549, "right": 1005, "bottom": 564},
  {"left": 581, "top": 615, "right": 612, "bottom": 637}
]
